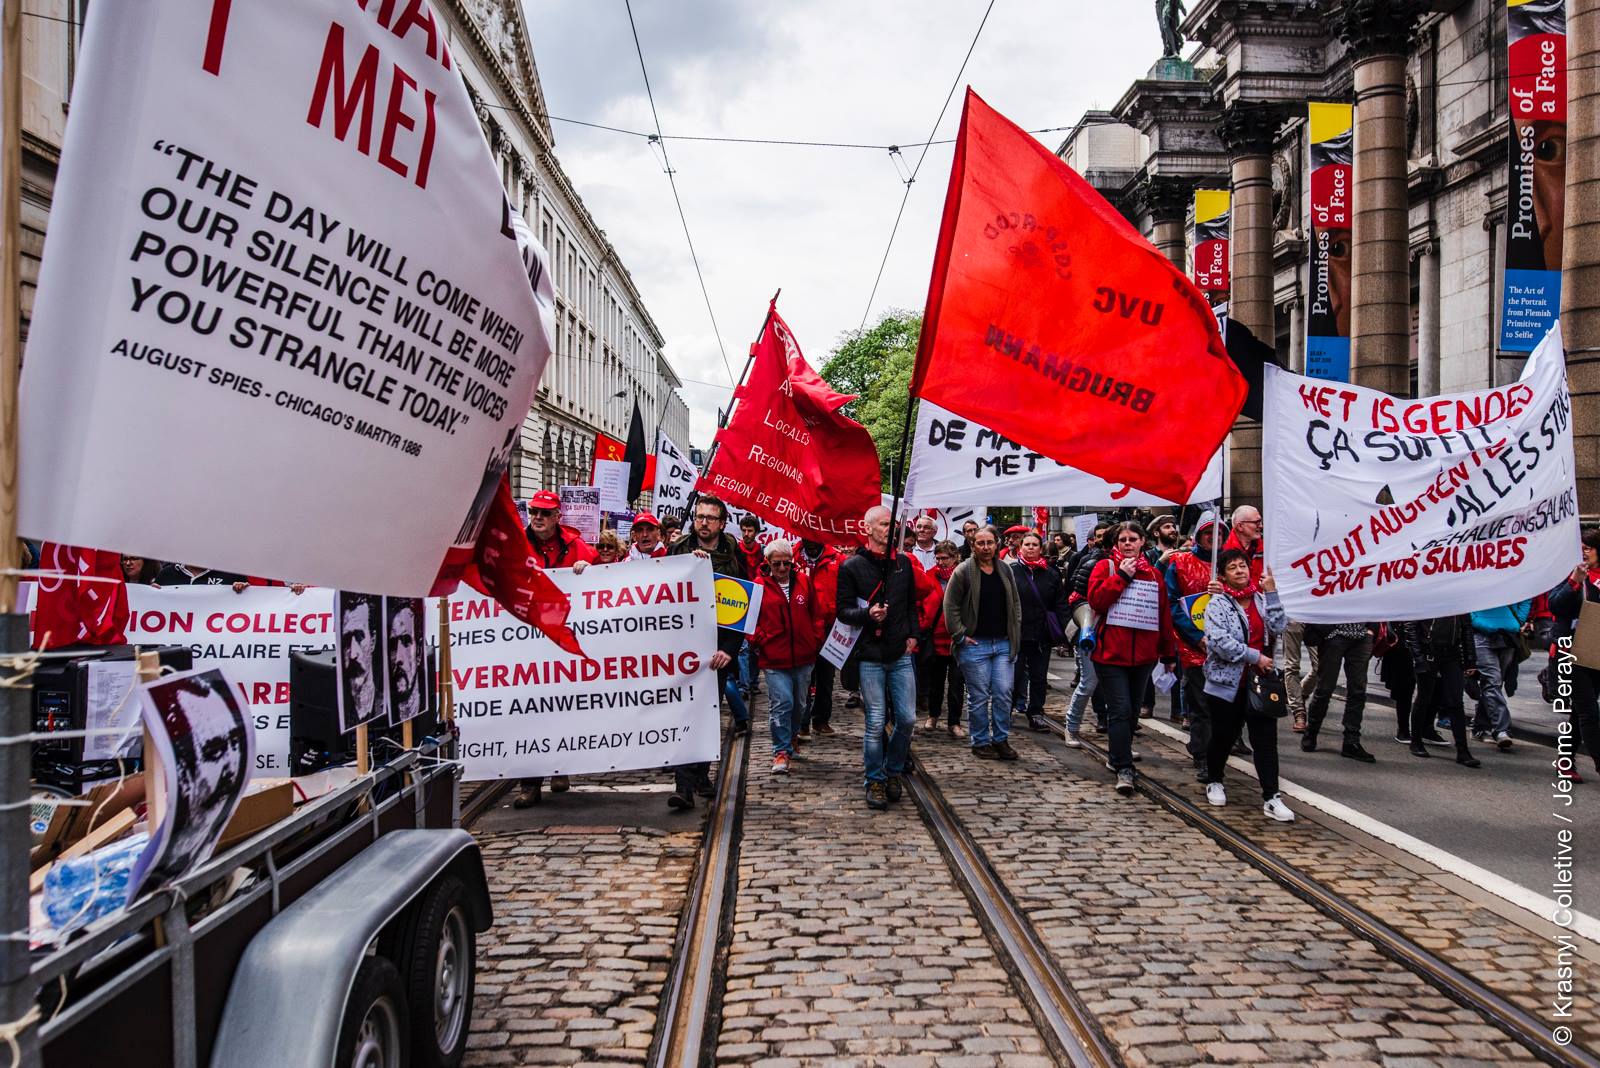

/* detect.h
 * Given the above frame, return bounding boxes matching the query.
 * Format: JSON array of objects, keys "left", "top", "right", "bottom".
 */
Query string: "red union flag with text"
[
  {"left": 699, "top": 303, "right": 881, "bottom": 544},
  {"left": 911, "top": 90, "right": 1245, "bottom": 502}
]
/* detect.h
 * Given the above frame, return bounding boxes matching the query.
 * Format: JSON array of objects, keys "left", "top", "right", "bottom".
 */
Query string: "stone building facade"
[
  {"left": 16, "top": 1, "right": 687, "bottom": 506},
  {"left": 1060, "top": 0, "right": 1526, "bottom": 506}
]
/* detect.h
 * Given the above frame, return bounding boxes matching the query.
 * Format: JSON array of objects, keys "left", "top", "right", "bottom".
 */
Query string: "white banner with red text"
[
  {"left": 904, "top": 401, "right": 1222, "bottom": 508},
  {"left": 19, "top": 0, "right": 554, "bottom": 596},
  {"left": 1263, "top": 322, "right": 1578, "bottom": 622},
  {"left": 448, "top": 554, "right": 720, "bottom": 780}
]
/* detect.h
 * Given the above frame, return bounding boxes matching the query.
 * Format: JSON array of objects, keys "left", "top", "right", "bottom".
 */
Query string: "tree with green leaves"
[{"left": 821, "top": 310, "right": 921, "bottom": 490}]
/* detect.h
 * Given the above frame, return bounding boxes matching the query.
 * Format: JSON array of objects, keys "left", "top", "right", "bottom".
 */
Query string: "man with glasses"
[
  {"left": 665, "top": 494, "right": 747, "bottom": 810},
  {"left": 513, "top": 490, "right": 596, "bottom": 809},
  {"left": 1222, "top": 506, "right": 1264, "bottom": 584}
]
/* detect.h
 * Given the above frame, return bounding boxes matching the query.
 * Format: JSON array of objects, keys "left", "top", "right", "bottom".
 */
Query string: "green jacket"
[{"left": 944, "top": 556, "right": 1020, "bottom": 659}]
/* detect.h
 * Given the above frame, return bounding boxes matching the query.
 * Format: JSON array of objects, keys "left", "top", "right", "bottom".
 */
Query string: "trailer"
[{"left": 27, "top": 741, "right": 489, "bottom": 1068}]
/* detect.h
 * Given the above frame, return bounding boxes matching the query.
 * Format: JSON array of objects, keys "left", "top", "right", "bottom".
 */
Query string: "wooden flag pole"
[
  {"left": 354, "top": 723, "right": 370, "bottom": 775},
  {"left": 437, "top": 596, "right": 454, "bottom": 724}
]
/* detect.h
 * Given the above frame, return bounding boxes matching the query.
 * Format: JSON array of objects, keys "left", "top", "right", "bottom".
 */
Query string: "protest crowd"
[{"left": 111, "top": 484, "right": 1581, "bottom": 820}]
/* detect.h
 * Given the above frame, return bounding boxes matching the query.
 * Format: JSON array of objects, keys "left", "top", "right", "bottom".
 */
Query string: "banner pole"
[
  {"left": 693, "top": 290, "right": 780, "bottom": 501},
  {"left": 885, "top": 389, "right": 917, "bottom": 557},
  {"left": 0, "top": 3, "right": 38, "bottom": 1063},
  {"left": 1211, "top": 437, "right": 1230, "bottom": 582}
]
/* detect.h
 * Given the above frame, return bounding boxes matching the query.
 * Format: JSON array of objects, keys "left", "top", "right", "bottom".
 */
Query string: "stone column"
[
  {"left": 1339, "top": 1, "right": 1426, "bottom": 395},
  {"left": 1288, "top": 300, "right": 1306, "bottom": 374},
  {"left": 1135, "top": 175, "right": 1194, "bottom": 273},
  {"left": 1218, "top": 103, "right": 1284, "bottom": 508},
  {"left": 1416, "top": 240, "right": 1440, "bottom": 396},
  {"left": 1564, "top": 0, "right": 1600, "bottom": 512}
]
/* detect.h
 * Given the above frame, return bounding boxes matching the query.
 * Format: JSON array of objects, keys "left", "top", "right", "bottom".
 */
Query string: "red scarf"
[{"left": 1017, "top": 554, "right": 1050, "bottom": 571}]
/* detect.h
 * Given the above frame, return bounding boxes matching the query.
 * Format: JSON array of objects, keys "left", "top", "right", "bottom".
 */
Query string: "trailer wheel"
[
  {"left": 402, "top": 875, "right": 476, "bottom": 1068},
  {"left": 337, "top": 956, "right": 409, "bottom": 1068}
]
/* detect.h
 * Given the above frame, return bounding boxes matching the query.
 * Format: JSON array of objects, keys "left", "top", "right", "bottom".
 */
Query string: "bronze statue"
[{"left": 1157, "top": 0, "right": 1186, "bottom": 57}]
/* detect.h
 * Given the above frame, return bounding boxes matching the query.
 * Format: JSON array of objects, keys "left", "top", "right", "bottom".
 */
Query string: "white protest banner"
[
  {"left": 1072, "top": 513, "right": 1100, "bottom": 550},
  {"left": 124, "top": 585, "right": 336, "bottom": 774},
  {"left": 559, "top": 485, "right": 602, "bottom": 544},
  {"left": 448, "top": 555, "right": 719, "bottom": 779},
  {"left": 652, "top": 430, "right": 697, "bottom": 520},
  {"left": 19, "top": 2, "right": 554, "bottom": 596},
  {"left": 726, "top": 505, "right": 788, "bottom": 548},
  {"left": 1104, "top": 579, "right": 1162, "bottom": 631},
  {"left": 904, "top": 402, "right": 1222, "bottom": 507},
  {"left": 925, "top": 507, "right": 980, "bottom": 544},
  {"left": 1263, "top": 322, "right": 1578, "bottom": 622},
  {"left": 820, "top": 618, "right": 862, "bottom": 670},
  {"left": 594, "top": 458, "right": 630, "bottom": 512}
]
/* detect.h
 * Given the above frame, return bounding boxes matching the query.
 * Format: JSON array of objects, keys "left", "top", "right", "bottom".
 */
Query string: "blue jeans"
[
  {"left": 859, "top": 654, "right": 916, "bottom": 784},
  {"left": 1472, "top": 632, "right": 1517, "bottom": 735},
  {"left": 1066, "top": 646, "right": 1098, "bottom": 734},
  {"left": 722, "top": 674, "right": 749, "bottom": 726},
  {"left": 739, "top": 641, "right": 759, "bottom": 692},
  {"left": 763, "top": 666, "right": 812, "bottom": 756},
  {"left": 958, "top": 637, "right": 1014, "bottom": 746}
]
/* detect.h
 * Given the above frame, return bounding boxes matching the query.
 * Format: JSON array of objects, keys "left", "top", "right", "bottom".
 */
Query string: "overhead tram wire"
[
  {"left": 857, "top": 0, "right": 996, "bottom": 333},
  {"left": 621, "top": 0, "right": 736, "bottom": 388}
]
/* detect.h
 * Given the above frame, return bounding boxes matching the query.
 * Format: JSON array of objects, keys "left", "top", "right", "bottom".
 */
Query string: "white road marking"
[{"left": 1138, "top": 717, "right": 1600, "bottom": 943}]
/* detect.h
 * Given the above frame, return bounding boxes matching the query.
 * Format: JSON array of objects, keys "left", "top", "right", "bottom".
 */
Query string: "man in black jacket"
[
  {"left": 665, "top": 494, "right": 746, "bottom": 811},
  {"left": 835, "top": 505, "right": 920, "bottom": 811}
]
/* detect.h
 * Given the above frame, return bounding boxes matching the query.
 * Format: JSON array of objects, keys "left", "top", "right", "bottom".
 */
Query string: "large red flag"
[
  {"left": 912, "top": 90, "right": 1246, "bottom": 502},
  {"left": 32, "top": 544, "right": 129, "bottom": 651},
  {"left": 431, "top": 475, "right": 582, "bottom": 655},
  {"left": 700, "top": 302, "right": 882, "bottom": 544}
]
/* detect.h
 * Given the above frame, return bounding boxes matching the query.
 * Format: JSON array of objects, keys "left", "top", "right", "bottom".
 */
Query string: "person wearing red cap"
[
  {"left": 514, "top": 490, "right": 596, "bottom": 809},
  {"left": 1001, "top": 525, "right": 1028, "bottom": 561},
  {"left": 627, "top": 513, "right": 668, "bottom": 559}
]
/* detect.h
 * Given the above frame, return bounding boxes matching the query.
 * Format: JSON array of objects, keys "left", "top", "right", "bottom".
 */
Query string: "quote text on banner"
[
  {"left": 1262, "top": 323, "right": 1578, "bottom": 622},
  {"left": 450, "top": 554, "right": 719, "bottom": 780},
  {"left": 904, "top": 401, "right": 1222, "bottom": 508}
]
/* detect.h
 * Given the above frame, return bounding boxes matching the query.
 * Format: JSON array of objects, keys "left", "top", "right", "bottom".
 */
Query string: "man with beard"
[
  {"left": 1146, "top": 514, "right": 1182, "bottom": 567},
  {"left": 338, "top": 593, "right": 383, "bottom": 730},
  {"left": 386, "top": 598, "right": 424, "bottom": 725},
  {"left": 150, "top": 672, "right": 251, "bottom": 886}
]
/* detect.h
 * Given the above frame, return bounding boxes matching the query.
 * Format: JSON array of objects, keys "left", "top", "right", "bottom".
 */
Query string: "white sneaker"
[
  {"left": 1206, "top": 782, "right": 1227, "bottom": 807},
  {"left": 1495, "top": 731, "right": 1513, "bottom": 750},
  {"left": 1263, "top": 794, "right": 1295, "bottom": 822},
  {"left": 1065, "top": 732, "right": 1083, "bottom": 748}
]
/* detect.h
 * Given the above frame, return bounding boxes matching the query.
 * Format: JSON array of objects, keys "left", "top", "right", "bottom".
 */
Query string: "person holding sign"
[
  {"left": 626, "top": 513, "right": 668, "bottom": 559},
  {"left": 1200, "top": 552, "right": 1294, "bottom": 823},
  {"left": 1165, "top": 520, "right": 1227, "bottom": 779},
  {"left": 752, "top": 541, "right": 823, "bottom": 776},
  {"left": 1087, "top": 522, "right": 1177, "bottom": 795},
  {"left": 945, "top": 527, "right": 1021, "bottom": 760}
]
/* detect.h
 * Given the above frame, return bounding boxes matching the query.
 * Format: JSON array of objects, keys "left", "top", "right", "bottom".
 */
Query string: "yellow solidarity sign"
[
  {"left": 1187, "top": 593, "right": 1210, "bottom": 633},
  {"left": 715, "top": 577, "right": 753, "bottom": 628}
]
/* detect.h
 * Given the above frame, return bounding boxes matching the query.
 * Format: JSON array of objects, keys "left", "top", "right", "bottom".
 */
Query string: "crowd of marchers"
[{"left": 486, "top": 491, "right": 1600, "bottom": 818}]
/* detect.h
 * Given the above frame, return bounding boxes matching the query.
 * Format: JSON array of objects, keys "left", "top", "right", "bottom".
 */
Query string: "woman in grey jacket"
[{"left": 1201, "top": 549, "right": 1294, "bottom": 822}]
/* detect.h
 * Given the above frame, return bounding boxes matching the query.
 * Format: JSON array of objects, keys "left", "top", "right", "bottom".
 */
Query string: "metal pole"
[{"left": 690, "top": 291, "right": 778, "bottom": 510}]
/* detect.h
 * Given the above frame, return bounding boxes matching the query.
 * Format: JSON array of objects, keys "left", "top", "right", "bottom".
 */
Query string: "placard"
[
  {"left": 18, "top": 1, "right": 555, "bottom": 596},
  {"left": 1072, "top": 513, "right": 1100, "bottom": 551},
  {"left": 1263, "top": 322, "right": 1578, "bottom": 622},
  {"left": 594, "top": 458, "right": 630, "bottom": 512},
  {"left": 559, "top": 485, "right": 602, "bottom": 544},
  {"left": 1104, "top": 579, "right": 1161, "bottom": 632},
  {"left": 652, "top": 429, "right": 697, "bottom": 520},
  {"left": 449, "top": 555, "right": 719, "bottom": 779},
  {"left": 904, "top": 401, "right": 1221, "bottom": 507},
  {"left": 820, "top": 618, "right": 863, "bottom": 670},
  {"left": 713, "top": 574, "right": 764, "bottom": 636}
]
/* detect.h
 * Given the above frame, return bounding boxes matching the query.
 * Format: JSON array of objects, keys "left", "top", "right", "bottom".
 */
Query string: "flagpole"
[
  {"left": 693, "top": 289, "right": 780, "bottom": 500},
  {"left": 1211, "top": 437, "right": 1230, "bottom": 582},
  {"left": 885, "top": 388, "right": 917, "bottom": 559}
]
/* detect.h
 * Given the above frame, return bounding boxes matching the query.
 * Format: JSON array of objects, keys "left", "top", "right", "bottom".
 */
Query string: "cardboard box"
[{"left": 216, "top": 781, "right": 294, "bottom": 851}]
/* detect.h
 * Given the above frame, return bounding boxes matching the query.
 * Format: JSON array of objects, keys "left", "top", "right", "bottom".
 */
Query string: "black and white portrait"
[
  {"left": 131, "top": 668, "right": 255, "bottom": 897},
  {"left": 385, "top": 596, "right": 426, "bottom": 726},
  {"left": 337, "top": 591, "right": 387, "bottom": 732}
]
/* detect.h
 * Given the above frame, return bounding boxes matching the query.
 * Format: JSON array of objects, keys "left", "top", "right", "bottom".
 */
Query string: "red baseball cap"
[
  {"left": 528, "top": 491, "right": 561, "bottom": 511},
  {"left": 631, "top": 512, "right": 661, "bottom": 529}
]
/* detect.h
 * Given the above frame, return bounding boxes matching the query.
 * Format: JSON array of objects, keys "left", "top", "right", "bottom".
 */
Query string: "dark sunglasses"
[{"left": 529, "top": 508, "right": 557, "bottom": 518}]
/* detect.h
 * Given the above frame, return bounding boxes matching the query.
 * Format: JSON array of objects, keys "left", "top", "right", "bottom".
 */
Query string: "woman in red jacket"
[
  {"left": 752, "top": 540, "right": 823, "bottom": 775},
  {"left": 926, "top": 541, "right": 967, "bottom": 737},
  {"left": 1088, "top": 521, "right": 1177, "bottom": 795}
]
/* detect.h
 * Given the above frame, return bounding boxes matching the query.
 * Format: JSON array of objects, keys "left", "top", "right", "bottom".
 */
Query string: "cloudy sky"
[{"left": 520, "top": 1, "right": 1165, "bottom": 447}]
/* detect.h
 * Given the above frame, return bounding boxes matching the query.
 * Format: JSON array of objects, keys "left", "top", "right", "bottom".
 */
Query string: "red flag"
[
  {"left": 431, "top": 475, "right": 583, "bottom": 655},
  {"left": 593, "top": 432, "right": 626, "bottom": 465},
  {"left": 700, "top": 302, "right": 881, "bottom": 544},
  {"left": 912, "top": 90, "right": 1246, "bottom": 502},
  {"left": 32, "top": 544, "right": 129, "bottom": 651}
]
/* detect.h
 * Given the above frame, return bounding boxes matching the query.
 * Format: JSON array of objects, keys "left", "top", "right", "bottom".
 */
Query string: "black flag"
[
  {"left": 1219, "top": 315, "right": 1284, "bottom": 422},
  {"left": 624, "top": 401, "right": 648, "bottom": 503}
]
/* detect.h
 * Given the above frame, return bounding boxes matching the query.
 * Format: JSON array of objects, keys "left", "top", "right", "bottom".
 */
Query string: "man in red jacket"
[
  {"left": 1222, "top": 506, "right": 1264, "bottom": 584},
  {"left": 515, "top": 490, "right": 595, "bottom": 809},
  {"left": 752, "top": 540, "right": 824, "bottom": 774},
  {"left": 797, "top": 539, "right": 843, "bottom": 737},
  {"left": 627, "top": 512, "right": 668, "bottom": 559},
  {"left": 1165, "top": 520, "right": 1226, "bottom": 780}
]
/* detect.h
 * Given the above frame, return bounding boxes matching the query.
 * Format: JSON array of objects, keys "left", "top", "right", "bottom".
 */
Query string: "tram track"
[
  {"left": 1043, "top": 712, "right": 1597, "bottom": 1068},
  {"left": 648, "top": 728, "right": 751, "bottom": 1068},
  {"left": 459, "top": 779, "right": 513, "bottom": 827}
]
